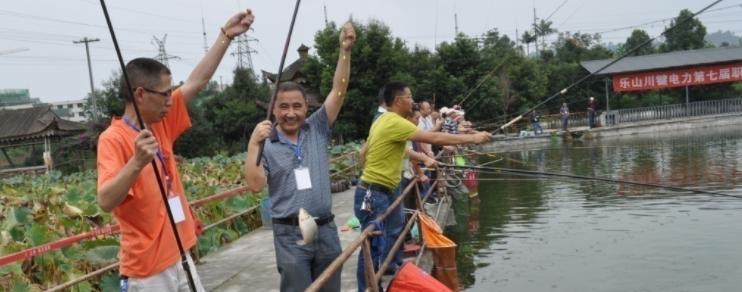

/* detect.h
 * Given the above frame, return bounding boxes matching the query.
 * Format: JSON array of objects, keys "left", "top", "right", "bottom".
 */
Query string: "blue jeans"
[
  {"left": 354, "top": 186, "right": 393, "bottom": 291},
  {"left": 532, "top": 122, "right": 543, "bottom": 135},
  {"left": 561, "top": 117, "right": 569, "bottom": 130},
  {"left": 588, "top": 111, "right": 596, "bottom": 128}
]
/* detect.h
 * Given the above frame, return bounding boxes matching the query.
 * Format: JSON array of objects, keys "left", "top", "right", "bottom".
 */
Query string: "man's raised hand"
[{"left": 339, "top": 20, "right": 356, "bottom": 51}]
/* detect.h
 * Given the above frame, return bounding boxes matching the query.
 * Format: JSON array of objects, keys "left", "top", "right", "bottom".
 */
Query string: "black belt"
[
  {"left": 359, "top": 181, "right": 392, "bottom": 194},
  {"left": 272, "top": 214, "right": 335, "bottom": 226}
]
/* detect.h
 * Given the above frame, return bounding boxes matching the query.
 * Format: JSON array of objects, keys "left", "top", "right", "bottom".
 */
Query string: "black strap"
[{"left": 359, "top": 181, "right": 392, "bottom": 194}]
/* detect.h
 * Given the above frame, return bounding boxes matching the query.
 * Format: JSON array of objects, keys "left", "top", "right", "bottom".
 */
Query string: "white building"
[{"left": 49, "top": 99, "right": 87, "bottom": 122}]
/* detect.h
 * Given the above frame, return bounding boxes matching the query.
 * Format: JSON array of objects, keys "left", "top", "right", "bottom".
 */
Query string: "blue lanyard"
[
  {"left": 122, "top": 116, "right": 172, "bottom": 190},
  {"left": 278, "top": 129, "right": 305, "bottom": 163}
]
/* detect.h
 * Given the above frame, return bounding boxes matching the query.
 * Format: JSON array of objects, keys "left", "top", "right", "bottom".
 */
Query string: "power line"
[{"left": 544, "top": 0, "right": 569, "bottom": 21}]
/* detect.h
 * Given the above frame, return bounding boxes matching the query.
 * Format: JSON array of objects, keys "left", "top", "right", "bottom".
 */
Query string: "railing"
[
  {"left": 40, "top": 151, "right": 359, "bottom": 291},
  {"left": 39, "top": 185, "right": 257, "bottom": 291},
  {"left": 605, "top": 97, "right": 742, "bottom": 126},
  {"left": 307, "top": 174, "right": 443, "bottom": 292},
  {"left": 329, "top": 150, "right": 360, "bottom": 179}
]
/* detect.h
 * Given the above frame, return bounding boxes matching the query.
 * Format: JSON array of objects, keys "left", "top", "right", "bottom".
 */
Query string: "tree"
[
  {"left": 86, "top": 72, "right": 123, "bottom": 120},
  {"left": 303, "top": 20, "right": 412, "bottom": 141},
  {"left": 173, "top": 80, "right": 226, "bottom": 158},
  {"left": 520, "top": 30, "right": 537, "bottom": 55},
  {"left": 533, "top": 19, "right": 557, "bottom": 53},
  {"left": 199, "top": 68, "right": 269, "bottom": 155},
  {"left": 660, "top": 9, "right": 707, "bottom": 52},
  {"left": 621, "top": 29, "right": 655, "bottom": 56}
]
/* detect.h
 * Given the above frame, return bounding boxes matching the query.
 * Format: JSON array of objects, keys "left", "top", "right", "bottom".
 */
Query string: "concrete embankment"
[
  {"left": 198, "top": 187, "right": 359, "bottom": 291},
  {"left": 482, "top": 112, "right": 742, "bottom": 152}
]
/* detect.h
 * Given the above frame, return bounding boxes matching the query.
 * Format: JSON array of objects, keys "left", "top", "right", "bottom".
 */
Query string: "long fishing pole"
[
  {"left": 439, "top": 162, "right": 742, "bottom": 199},
  {"left": 98, "top": 0, "right": 196, "bottom": 291},
  {"left": 457, "top": 55, "right": 510, "bottom": 106},
  {"left": 255, "top": 0, "right": 302, "bottom": 165},
  {"left": 490, "top": 0, "right": 724, "bottom": 134}
]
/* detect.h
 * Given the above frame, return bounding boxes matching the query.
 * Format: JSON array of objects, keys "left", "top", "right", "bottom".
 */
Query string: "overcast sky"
[{"left": 1, "top": 0, "right": 740, "bottom": 102}]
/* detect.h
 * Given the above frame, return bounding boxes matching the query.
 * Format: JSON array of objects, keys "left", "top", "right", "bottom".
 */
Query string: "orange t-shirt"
[{"left": 97, "top": 88, "right": 196, "bottom": 277}]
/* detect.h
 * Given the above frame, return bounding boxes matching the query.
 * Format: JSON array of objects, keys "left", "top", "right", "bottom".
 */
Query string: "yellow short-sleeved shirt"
[{"left": 361, "top": 112, "right": 418, "bottom": 189}]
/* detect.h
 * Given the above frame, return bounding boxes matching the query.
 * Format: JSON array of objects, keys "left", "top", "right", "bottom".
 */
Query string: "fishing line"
[
  {"left": 490, "top": 0, "right": 724, "bottom": 134},
  {"left": 98, "top": 0, "right": 196, "bottom": 290},
  {"left": 438, "top": 162, "right": 742, "bottom": 199},
  {"left": 255, "top": 0, "right": 301, "bottom": 165}
]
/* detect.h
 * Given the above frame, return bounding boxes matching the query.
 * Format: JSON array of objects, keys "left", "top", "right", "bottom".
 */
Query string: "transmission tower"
[
  {"left": 152, "top": 34, "right": 180, "bottom": 68},
  {"left": 231, "top": 34, "right": 258, "bottom": 71},
  {"left": 201, "top": 16, "right": 209, "bottom": 54}
]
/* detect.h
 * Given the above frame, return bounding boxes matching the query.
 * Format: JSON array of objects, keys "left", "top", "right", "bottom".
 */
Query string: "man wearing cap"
[
  {"left": 440, "top": 107, "right": 460, "bottom": 134},
  {"left": 244, "top": 21, "right": 356, "bottom": 292}
]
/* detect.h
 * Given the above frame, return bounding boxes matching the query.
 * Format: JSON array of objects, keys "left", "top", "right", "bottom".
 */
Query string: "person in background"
[
  {"left": 354, "top": 81, "right": 491, "bottom": 291},
  {"left": 560, "top": 102, "right": 570, "bottom": 132},
  {"left": 531, "top": 110, "right": 543, "bottom": 135},
  {"left": 587, "top": 96, "right": 596, "bottom": 129}
]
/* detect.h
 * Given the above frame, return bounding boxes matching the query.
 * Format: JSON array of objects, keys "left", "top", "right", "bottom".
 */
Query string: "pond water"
[{"left": 448, "top": 129, "right": 742, "bottom": 292}]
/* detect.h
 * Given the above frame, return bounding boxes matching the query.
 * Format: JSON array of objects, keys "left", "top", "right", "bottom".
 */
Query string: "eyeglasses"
[{"left": 141, "top": 87, "right": 173, "bottom": 98}]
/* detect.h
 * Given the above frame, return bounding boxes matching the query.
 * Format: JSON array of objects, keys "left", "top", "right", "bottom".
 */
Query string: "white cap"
[{"left": 440, "top": 107, "right": 451, "bottom": 114}]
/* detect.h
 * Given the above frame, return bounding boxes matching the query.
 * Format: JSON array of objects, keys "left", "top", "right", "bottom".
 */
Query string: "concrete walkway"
[{"left": 197, "top": 187, "right": 360, "bottom": 291}]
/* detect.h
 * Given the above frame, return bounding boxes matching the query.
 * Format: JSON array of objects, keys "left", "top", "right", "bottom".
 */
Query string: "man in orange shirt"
[{"left": 96, "top": 9, "right": 254, "bottom": 291}]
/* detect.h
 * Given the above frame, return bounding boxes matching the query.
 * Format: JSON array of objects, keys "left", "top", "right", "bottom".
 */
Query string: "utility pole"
[
  {"left": 73, "top": 37, "right": 100, "bottom": 120},
  {"left": 152, "top": 34, "right": 180, "bottom": 68}
]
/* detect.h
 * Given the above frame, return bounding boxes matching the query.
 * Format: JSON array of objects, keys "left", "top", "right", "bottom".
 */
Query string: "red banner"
[{"left": 613, "top": 62, "right": 742, "bottom": 92}]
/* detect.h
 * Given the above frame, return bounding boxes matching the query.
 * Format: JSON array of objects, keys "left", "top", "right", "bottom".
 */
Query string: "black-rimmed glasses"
[{"left": 142, "top": 87, "right": 173, "bottom": 98}]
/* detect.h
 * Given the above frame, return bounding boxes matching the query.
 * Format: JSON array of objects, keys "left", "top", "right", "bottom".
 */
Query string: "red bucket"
[{"left": 388, "top": 262, "right": 453, "bottom": 292}]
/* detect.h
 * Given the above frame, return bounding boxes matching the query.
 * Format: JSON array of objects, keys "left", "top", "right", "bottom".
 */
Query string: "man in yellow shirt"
[{"left": 354, "top": 81, "right": 491, "bottom": 290}]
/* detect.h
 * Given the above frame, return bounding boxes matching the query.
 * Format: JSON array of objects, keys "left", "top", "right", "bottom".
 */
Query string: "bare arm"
[
  {"left": 325, "top": 21, "right": 356, "bottom": 127},
  {"left": 244, "top": 120, "right": 271, "bottom": 193},
  {"left": 97, "top": 160, "right": 145, "bottom": 212},
  {"left": 97, "top": 130, "right": 158, "bottom": 212},
  {"left": 409, "top": 129, "right": 491, "bottom": 146},
  {"left": 180, "top": 10, "right": 255, "bottom": 103}
]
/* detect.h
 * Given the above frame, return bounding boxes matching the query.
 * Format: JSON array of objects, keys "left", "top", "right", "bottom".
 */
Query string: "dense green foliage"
[
  {"left": 87, "top": 8, "right": 740, "bottom": 155},
  {"left": 0, "top": 154, "right": 261, "bottom": 291}
]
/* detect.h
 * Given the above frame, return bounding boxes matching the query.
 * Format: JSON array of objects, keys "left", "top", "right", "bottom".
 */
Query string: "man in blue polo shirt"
[{"left": 244, "top": 21, "right": 355, "bottom": 292}]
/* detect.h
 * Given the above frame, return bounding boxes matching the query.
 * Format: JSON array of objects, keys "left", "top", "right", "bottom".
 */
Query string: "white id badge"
[
  {"left": 167, "top": 196, "right": 186, "bottom": 223},
  {"left": 294, "top": 167, "right": 312, "bottom": 190}
]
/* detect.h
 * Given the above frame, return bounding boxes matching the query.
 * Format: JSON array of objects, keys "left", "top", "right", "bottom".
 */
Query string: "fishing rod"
[
  {"left": 255, "top": 0, "right": 302, "bottom": 165},
  {"left": 438, "top": 162, "right": 742, "bottom": 199},
  {"left": 490, "top": 0, "right": 724, "bottom": 134},
  {"left": 98, "top": 0, "right": 196, "bottom": 290},
  {"left": 457, "top": 55, "right": 510, "bottom": 106}
]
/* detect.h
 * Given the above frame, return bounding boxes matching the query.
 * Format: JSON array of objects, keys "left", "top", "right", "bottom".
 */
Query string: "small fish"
[{"left": 297, "top": 208, "right": 318, "bottom": 245}]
